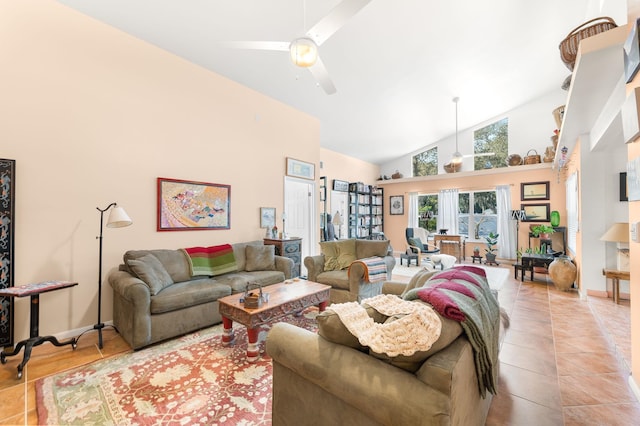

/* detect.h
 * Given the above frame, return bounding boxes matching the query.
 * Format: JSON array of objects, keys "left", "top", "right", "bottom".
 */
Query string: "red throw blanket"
[
  {"left": 348, "top": 256, "right": 387, "bottom": 283},
  {"left": 181, "top": 244, "right": 237, "bottom": 276}
]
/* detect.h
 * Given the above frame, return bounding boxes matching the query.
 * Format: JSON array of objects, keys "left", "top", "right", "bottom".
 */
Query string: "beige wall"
[
  {"left": 0, "top": 1, "right": 320, "bottom": 341},
  {"left": 377, "top": 166, "right": 565, "bottom": 259}
]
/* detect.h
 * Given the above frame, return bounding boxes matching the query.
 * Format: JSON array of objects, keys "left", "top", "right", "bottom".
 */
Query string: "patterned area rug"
[{"left": 36, "top": 308, "right": 319, "bottom": 425}]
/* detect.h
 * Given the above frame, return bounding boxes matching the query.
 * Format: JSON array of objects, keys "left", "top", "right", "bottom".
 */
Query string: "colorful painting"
[
  {"left": 157, "top": 178, "right": 231, "bottom": 231},
  {"left": 0, "top": 158, "right": 15, "bottom": 347}
]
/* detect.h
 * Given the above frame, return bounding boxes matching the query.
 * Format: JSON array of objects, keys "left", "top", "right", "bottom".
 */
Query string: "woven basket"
[
  {"left": 559, "top": 17, "right": 617, "bottom": 71},
  {"left": 524, "top": 149, "right": 541, "bottom": 165},
  {"left": 506, "top": 154, "right": 523, "bottom": 166}
]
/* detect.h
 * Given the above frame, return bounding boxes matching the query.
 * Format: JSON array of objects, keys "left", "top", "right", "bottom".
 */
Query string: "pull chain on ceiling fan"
[{"left": 450, "top": 96, "right": 494, "bottom": 167}]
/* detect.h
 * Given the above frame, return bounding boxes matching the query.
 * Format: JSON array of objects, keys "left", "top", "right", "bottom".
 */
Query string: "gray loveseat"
[
  {"left": 267, "top": 268, "right": 501, "bottom": 425},
  {"left": 109, "top": 240, "right": 293, "bottom": 349}
]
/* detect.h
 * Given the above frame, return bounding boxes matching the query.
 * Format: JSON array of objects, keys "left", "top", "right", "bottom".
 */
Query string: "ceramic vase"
[
  {"left": 548, "top": 255, "right": 576, "bottom": 291},
  {"left": 550, "top": 210, "right": 560, "bottom": 227}
]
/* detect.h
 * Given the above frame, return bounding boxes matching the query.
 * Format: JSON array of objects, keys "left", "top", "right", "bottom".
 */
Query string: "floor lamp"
[
  {"left": 78, "top": 203, "right": 132, "bottom": 349},
  {"left": 333, "top": 211, "right": 343, "bottom": 239},
  {"left": 510, "top": 209, "right": 526, "bottom": 258}
]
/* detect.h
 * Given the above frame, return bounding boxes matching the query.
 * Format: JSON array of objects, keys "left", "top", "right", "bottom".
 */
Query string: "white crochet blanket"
[{"left": 328, "top": 294, "right": 442, "bottom": 357}]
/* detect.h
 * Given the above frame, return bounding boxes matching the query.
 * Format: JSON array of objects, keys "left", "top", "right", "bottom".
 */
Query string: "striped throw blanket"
[
  {"left": 348, "top": 256, "right": 387, "bottom": 283},
  {"left": 403, "top": 265, "right": 500, "bottom": 397},
  {"left": 181, "top": 244, "right": 238, "bottom": 276}
]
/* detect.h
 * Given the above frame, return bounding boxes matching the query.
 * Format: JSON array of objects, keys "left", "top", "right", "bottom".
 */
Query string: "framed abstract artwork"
[
  {"left": 157, "top": 177, "right": 231, "bottom": 231},
  {"left": 521, "top": 203, "right": 550, "bottom": 222},
  {"left": 521, "top": 181, "right": 550, "bottom": 201}
]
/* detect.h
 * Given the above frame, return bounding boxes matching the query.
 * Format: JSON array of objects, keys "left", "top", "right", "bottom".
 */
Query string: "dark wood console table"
[
  {"left": 519, "top": 253, "right": 555, "bottom": 282},
  {"left": 264, "top": 238, "right": 302, "bottom": 277},
  {"left": 0, "top": 280, "right": 78, "bottom": 379}
]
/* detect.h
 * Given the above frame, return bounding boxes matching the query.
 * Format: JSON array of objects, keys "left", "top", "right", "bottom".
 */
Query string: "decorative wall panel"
[{"left": 0, "top": 159, "right": 15, "bottom": 347}]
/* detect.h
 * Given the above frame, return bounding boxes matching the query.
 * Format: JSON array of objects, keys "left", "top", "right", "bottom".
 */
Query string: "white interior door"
[{"left": 284, "top": 177, "right": 316, "bottom": 277}]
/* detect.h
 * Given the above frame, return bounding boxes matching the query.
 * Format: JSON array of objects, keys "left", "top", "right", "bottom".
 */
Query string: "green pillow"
[
  {"left": 320, "top": 239, "right": 357, "bottom": 271},
  {"left": 245, "top": 244, "right": 276, "bottom": 271},
  {"left": 408, "top": 237, "right": 423, "bottom": 248}
]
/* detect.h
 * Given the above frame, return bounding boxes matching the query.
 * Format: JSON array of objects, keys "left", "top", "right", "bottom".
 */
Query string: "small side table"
[
  {"left": 400, "top": 252, "right": 419, "bottom": 266},
  {"left": 0, "top": 281, "right": 78, "bottom": 379},
  {"left": 602, "top": 269, "right": 630, "bottom": 304},
  {"left": 471, "top": 255, "right": 483, "bottom": 264}
]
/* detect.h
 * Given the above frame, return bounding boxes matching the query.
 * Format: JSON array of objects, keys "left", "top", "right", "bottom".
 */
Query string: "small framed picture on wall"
[{"left": 390, "top": 195, "right": 404, "bottom": 215}]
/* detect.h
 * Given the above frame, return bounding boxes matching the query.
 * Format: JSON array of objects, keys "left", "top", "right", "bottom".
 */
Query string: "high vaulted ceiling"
[{"left": 57, "top": 0, "right": 626, "bottom": 164}]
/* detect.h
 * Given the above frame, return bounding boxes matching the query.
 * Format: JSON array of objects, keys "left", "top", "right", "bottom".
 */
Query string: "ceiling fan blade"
[
  {"left": 306, "top": 0, "right": 373, "bottom": 46},
  {"left": 217, "top": 41, "right": 289, "bottom": 51},
  {"left": 308, "top": 56, "right": 337, "bottom": 94}
]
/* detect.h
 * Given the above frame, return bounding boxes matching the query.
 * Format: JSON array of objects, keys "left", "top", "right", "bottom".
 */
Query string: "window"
[
  {"left": 474, "top": 118, "right": 508, "bottom": 170},
  {"left": 458, "top": 191, "right": 497, "bottom": 239},
  {"left": 412, "top": 147, "right": 438, "bottom": 177},
  {"left": 417, "top": 194, "right": 438, "bottom": 232}
]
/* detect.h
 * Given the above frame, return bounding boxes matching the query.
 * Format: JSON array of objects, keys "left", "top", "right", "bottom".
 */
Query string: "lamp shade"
[
  {"left": 510, "top": 209, "right": 527, "bottom": 221},
  {"left": 600, "top": 222, "right": 629, "bottom": 243},
  {"left": 289, "top": 38, "right": 318, "bottom": 67},
  {"left": 332, "top": 211, "right": 343, "bottom": 226},
  {"left": 106, "top": 206, "right": 133, "bottom": 228}
]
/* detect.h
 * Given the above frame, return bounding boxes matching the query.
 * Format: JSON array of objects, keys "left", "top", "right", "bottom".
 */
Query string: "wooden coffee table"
[{"left": 218, "top": 280, "right": 330, "bottom": 362}]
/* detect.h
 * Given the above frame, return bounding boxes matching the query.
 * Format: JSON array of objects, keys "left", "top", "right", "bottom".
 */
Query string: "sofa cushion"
[
  {"left": 408, "top": 237, "right": 423, "bottom": 249},
  {"left": 245, "top": 244, "right": 276, "bottom": 271},
  {"left": 369, "top": 303, "right": 463, "bottom": 372},
  {"left": 320, "top": 239, "right": 357, "bottom": 271},
  {"left": 215, "top": 271, "right": 285, "bottom": 293},
  {"left": 355, "top": 239, "right": 390, "bottom": 259},
  {"left": 125, "top": 253, "right": 174, "bottom": 296},
  {"left": 150, "top": 279, "right": 232, "bottom": 314},
  {"left": 316, "top": 270, "right": 349, "bottom": 290},
  {"left": 317, "top": 306, "right": 388, "bottom": 351},
  {"left": 400, "top": 269, "right": 439, "bottom": 298},
  {"left": 231, "top": 241, "right": 263, "bottom": 271},
  {"left": 124, "top": 249, "right": 191, "bottom": 283}
]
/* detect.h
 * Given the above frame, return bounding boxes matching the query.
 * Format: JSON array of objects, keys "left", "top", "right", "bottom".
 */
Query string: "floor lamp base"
[{"left": 76, "top": 323, "right": 119, "bottom": 350}]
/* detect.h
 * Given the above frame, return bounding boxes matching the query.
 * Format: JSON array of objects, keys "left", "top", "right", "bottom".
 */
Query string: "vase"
[
  {"left": 550, "top": 210, "right": 560, "bottom": 227},
  {"left": 548, "top": 255, "right": 576, "bottom": 291}
]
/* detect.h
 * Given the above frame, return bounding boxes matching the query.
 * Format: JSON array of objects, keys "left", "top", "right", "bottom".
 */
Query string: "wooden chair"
[{"left": 433, "top": 234, "right": 465, "bottom": 263}]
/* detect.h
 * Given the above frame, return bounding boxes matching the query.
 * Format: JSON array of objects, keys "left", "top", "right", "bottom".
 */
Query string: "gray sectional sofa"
[{"left": 108, "top": 240, "right": 293, "bottom": 349}]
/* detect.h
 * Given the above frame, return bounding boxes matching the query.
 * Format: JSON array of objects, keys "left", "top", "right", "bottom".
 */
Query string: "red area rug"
[{"left": 36, "top": 308, "right": 319, "bottom": 425}]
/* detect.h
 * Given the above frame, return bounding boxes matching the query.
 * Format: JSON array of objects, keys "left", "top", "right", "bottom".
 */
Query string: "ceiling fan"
[
  {"left": 219, "top": 0, "right": 373, "bottom": 94},
  {"left": 449, "top": 97, "right": 494, "bottom": 166}
]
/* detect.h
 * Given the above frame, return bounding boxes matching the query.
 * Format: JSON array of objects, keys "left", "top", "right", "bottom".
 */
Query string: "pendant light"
[{"left": 451, "top": 97, "right": 463, "bottom": 164}]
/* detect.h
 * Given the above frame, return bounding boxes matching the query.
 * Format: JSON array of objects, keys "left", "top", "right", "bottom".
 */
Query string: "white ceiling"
[{"left": 56, "top": 0, "right": 625, "bottom": 165}]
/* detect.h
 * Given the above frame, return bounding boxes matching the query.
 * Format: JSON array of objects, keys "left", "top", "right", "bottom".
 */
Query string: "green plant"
[
  {"left": 530, "top": 224, "right": 555, "bottom": 237},
  {"left": 484, "top": 232, "right": 499, "bottom": 254}
]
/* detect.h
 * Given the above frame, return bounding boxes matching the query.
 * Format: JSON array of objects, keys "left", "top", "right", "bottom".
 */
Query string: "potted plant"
[
  {"left": 484, "top": 232, "right": 499, "bottom": 264},
  {"left": 473, "top": 246, "right": 481, "bottom": 257},
  {"left": 531, "top": 224, "right": 555, "bottom": 240}
]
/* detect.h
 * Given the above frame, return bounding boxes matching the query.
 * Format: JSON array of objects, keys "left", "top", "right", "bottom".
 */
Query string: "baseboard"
[{"left": 55, "top": 320, "right": 115, "bottom": 341}]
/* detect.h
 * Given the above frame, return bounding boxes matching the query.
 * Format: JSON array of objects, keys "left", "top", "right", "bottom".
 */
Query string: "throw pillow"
[
  {"left": 317, "top": 306, "right": 388, "bottom": 351},
  {"left": 126, "top": 253, "right": 174, "bottom": 296},
  {"left": 369, "top": 303, "right": 463, "bottom": 372},
  {"left": 245, "top": 244, "right": 276, "bottom": 271},
  {"left": 408, "top": 237, "right": 423, "bottom": 249},
  {"left": 320, "top": 239, "right": 357, "bottom": 271}
]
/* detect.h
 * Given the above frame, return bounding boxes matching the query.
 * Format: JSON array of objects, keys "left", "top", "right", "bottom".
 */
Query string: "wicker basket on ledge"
[{"left": 559, "top": 17, "right": 617, "bottom": 71}]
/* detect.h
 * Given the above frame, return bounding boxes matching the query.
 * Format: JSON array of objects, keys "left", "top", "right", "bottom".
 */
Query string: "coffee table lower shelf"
[{"left": 218, "top": 281, "right": 330, "bottom": 362}]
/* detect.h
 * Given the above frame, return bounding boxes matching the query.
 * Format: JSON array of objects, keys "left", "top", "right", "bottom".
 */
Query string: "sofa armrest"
[
  {"left": 109, "top": 270, "right": 152, "bottom": 304},
  {"left": 304, "top": 255, "right": 325, "bottom": 281},
  {"left": 274, "top": 255, "right": 294, "bottom": 279},
  {"left": 267, "top": 323, "right": 450, "bottom": 425},
  {"left": 382, "top": 281, "right": 407, "bottom": 295}
]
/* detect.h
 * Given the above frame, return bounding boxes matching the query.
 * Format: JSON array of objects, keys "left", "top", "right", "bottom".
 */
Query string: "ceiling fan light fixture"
[
  {"left": 451, "top": 151, "right": 463, "bottom": 164},
  {"left": 289, "top": 38, "right": 318, "bottom": 67}
]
